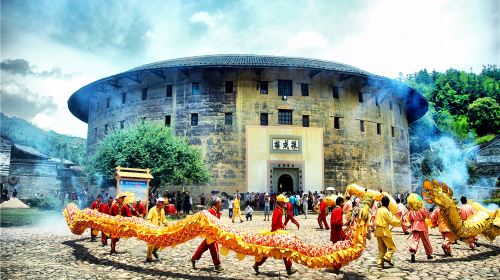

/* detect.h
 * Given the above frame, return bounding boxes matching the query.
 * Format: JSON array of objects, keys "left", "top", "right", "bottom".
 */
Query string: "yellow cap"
[
  {"left": 276, "top": 194, "right": 289, "bottom": 203},
  {"left": 116, "top": 193, "right": 127, "bottom": 199}
]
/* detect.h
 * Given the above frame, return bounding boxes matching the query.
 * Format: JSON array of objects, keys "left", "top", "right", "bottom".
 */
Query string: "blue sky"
[{"left": 1, "top": 0, "right": 498, "bottom": 137}]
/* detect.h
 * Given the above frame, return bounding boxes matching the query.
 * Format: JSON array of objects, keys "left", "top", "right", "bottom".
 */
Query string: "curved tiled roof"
[
  {"left": 68, "top": 54, "right": 427, "bottom": 123},
  {"left": 128, "top": 54, "right": 376, "bottom": 76}
]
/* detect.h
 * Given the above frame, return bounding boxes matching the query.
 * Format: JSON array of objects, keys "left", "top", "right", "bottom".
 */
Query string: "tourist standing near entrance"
[
  {"left": 284, "top": 199, "right": 300, "bottom": 229},
  {"left": 108, "top": 193, "right": 133, "bottom": 254},
  {"left": 232, "top": 194, "right": 244, "bottom": 223},
  {"left": 317, "top": 197, "right": 330, "bottom": 230},
  {"left": 301, "top": 193, "right": 309, "bottom": 219},
  {"left": 263, "top": 193, "right": 270, "bottom": 221},
  {"left": 191, "top": 198, "right": 224, "bottom": 272},
  {"left": 228, "top": 196, "right": 234, "bottom": 218},
  {"left": 146, "top": 197, "right": 167, "bottom": 262},
  {"left": 252, "top": 194, "right": 297, "bottom": 276}
]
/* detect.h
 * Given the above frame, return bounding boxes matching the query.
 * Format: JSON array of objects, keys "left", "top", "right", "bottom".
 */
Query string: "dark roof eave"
[{"left": 67, "top": 55, "right": 428, "bottom": 123}]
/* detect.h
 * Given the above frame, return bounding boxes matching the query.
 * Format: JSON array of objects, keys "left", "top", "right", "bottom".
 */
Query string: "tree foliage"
[
  {"left": 405, "top": 65, "right": 499, "bottom": 154},
  {"left": 0, "top": 113, "right": 86, "bottom": 164},
  {"left": 87, "top": 121, "right": 211, "bottom": 188}
]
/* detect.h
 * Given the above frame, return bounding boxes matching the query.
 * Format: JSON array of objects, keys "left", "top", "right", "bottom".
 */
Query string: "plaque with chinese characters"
[{"left": 272, "top": 138, "right": 300, "bottom": 152}]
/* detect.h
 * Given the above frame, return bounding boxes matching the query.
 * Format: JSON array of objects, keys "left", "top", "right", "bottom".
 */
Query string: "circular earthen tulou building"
[{"left": 68, "top": 55, "right": 427, "bottom": 194}]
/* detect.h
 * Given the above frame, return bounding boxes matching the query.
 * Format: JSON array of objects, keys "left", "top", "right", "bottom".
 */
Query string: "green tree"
[
  {"left": 88, "top": 121, "right": 211, "bottom": 191},
  {"left": 467, "top": 97, "right": 500, "bottom": 136}
]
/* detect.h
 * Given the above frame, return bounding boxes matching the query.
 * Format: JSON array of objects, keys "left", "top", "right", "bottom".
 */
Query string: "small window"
[
  {"left": 302, "top": 115, "right": 310, "bottom": 127},
  {"left": 301, "top": 84, "right": 309, "bottom": 96},
  {"left": 377, "top": 123, "right": 381, "bottom": 135},
  {"left": 104, "top": 124, "right": 109, "bottom": 134},
  {"left": 93, "top": 127, "right": 97, "bottom": 138},
  {"left": 225, "top": 113, "right": 233, "bottom": 125},
  {"left": 400, "top": 129, "right": 404, "bottom": 140},
  {"left": 121, "top": 92, "right": 126, "bottom": 104},
  {"left": 192, "top": 82, "right": 200, "bottom": 95},
  {"left": 166, "top": 84, "right": 173, "bottom": 97},
  {"left": 106, "top": 98, "right": 110, "bottom": 108},
  {"left": 391, "top": 126, "right": 395, "bottom": 137},
  {"left": 332, "top": 87, "right": 339, "bottom": 99},
  {"left": 260, "top": 113, "right": 268, "bottom": 126},
  {"left": 165, "top": 115, "right": 171, "bottom": 127},
  {"left": 260, "top": 81, "right": 268, "bottom": 94},
  {"left": 358, "top": 92, "right": 364, "bottom": 103},
  {"left": 399, "top": 104, "right": 403, "bottom": 115},
  {"left": 375, "top": 98, "right": 380, "bottom": 107},
  {"left": 360, "top": 120, "right": 365, "bottom": 132},
  {"left": 119, "top": 120, "right": 125, "bottom": 129},
  {"left": 389, "top": 100, "right": 393, "bottom": 110},
  {"left": 225, "top": 81, "right": 234, "bottom": 93},
  {"left": 142, "top": 89, "right": 148, "bottom": 100},
  {"left": 334, "top": 117, "right": 340, "bottom": 129},
  {"left": 278, "top": 80, "right": 293, "bottom": 96},
  {"left": 278, "top": 110, "right": 293, "bottom": 125},
  {"left": 191, "top": 113, "right": 198, "bottom": 126}
]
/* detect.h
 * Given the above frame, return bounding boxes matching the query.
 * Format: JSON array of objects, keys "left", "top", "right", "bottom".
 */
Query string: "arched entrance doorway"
[{"left": 277, "top": 174, "right": 294, "bottom": 194}]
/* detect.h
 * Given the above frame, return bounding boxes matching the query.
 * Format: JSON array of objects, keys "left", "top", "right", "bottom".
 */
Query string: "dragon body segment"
[{"left": 422, "top": 179, "right": 500, "bottom": 241}]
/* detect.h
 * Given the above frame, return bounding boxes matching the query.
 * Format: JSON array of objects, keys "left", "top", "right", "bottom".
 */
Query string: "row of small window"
[{"left": 103, "top": 81, "right": 234, "bottom": 108}]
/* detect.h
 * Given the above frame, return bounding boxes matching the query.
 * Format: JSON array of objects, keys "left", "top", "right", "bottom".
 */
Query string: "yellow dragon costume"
[
  {"left": 63, "top": 185, "right": 403, "bottom": 268},
  {"left": 422, "top": 179, "right": 500, "bottom": 241}
]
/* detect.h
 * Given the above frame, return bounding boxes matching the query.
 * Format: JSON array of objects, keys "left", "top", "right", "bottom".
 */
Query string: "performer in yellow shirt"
[
  {"left": 146, "top": 197, "right": 168, "bottom": 262},
  {"left": 374, "top": 196, "right": 401, "bottom": 269},
  {"left": 232, "top": 194, "right": 244, "bottom": 223}
]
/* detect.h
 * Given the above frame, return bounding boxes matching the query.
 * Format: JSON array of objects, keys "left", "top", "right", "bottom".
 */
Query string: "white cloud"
[
  {"left": 1, "top": 0, "right": 498, "bottom": 138},
  {"left": 189, "top": 11, "right": 222, "bottom": 27}
]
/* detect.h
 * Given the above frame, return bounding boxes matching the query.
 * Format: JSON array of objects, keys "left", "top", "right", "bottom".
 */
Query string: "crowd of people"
[{"left": 85, "top": 188, "right": 480, "bottom": 275}]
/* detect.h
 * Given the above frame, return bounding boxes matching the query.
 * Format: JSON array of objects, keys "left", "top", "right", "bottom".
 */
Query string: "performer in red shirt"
[
  {"left": 253, "top": 194, "right": 297, "bottom": 276},
  {"left": 132, "top": 199, "right": 146, "bottom": 218},
  {"left": 330, "top": 196, "right": 347, "bottom": 273},
  {"left": 99, "top": 196, "right": 113, "bottom": 246},
  {"left": 89, "top": 195, "right": 103, "bottom": 241},
  {"left": 108, "top": 193, "right": 133, "bottom": 254},
  {"left": 191, "top": 198, "right": 224, "bottom": 272},
  {"left": 317, "top": 197, "right": 330, "bottom": 230},
  {"left": 284, "top": 199, "right": 300, "bottom": 229}
]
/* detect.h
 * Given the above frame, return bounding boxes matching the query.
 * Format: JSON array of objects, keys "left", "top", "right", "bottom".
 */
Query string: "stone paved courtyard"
[{"left": 1, "top": 212, "right": 499, "bottom": 280}]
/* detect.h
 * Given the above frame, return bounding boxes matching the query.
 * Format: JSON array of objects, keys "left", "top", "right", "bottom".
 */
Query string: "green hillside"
[{"left": 0, "top": 113, "right": 86, "bottom": 164}]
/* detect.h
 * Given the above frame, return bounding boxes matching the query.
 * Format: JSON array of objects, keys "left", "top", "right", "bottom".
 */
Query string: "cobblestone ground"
[{"left": 1, "top": 212, "right": 499, "bottom": 280}]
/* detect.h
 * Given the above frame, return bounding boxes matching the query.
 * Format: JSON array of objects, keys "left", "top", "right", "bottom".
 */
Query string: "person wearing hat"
[
  {"left": 317, "top": 196, "right": 330, "bottom": 230},
  {"left": 253, "top": 194, "right": 297, "bottom": 276},
  {"left": 191, "top": 197, "right": 224, "bottom": 272},
  {"left": 408, "top": 203, "right": 433, "bottom": 262},
  {"left": 232, "top": 194, "right": 244, "bottom": 223},
  {"left": 146, "top": 197, "right": 168, "bottom": 262},
  {"left": 99, "top": 196, "right": 114, "bottom": 246},
  {"left": 89, "top": 194, "right": 103, "bottom": 241},
  {"left": 108, "top": 193, "right": 133, "bottom": 254}
]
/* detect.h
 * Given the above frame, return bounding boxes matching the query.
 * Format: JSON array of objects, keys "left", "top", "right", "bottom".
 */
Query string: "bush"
[
  {"left": 482, "top": 198, "right": 500, "bottom": 207},
  {"left": 28, "top": 196, "right": 61, "bottom": 210}
]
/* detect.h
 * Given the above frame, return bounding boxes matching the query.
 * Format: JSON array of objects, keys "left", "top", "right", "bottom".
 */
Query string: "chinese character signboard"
[
  {"left": 119, "top": 180, "right": 148, "bottom": 201},
  {"left": 270, "top": 136, "right": 302, "bottom": 154},
  {"left": 115, "top": 166, "right": 154, "bottom": 212}
]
